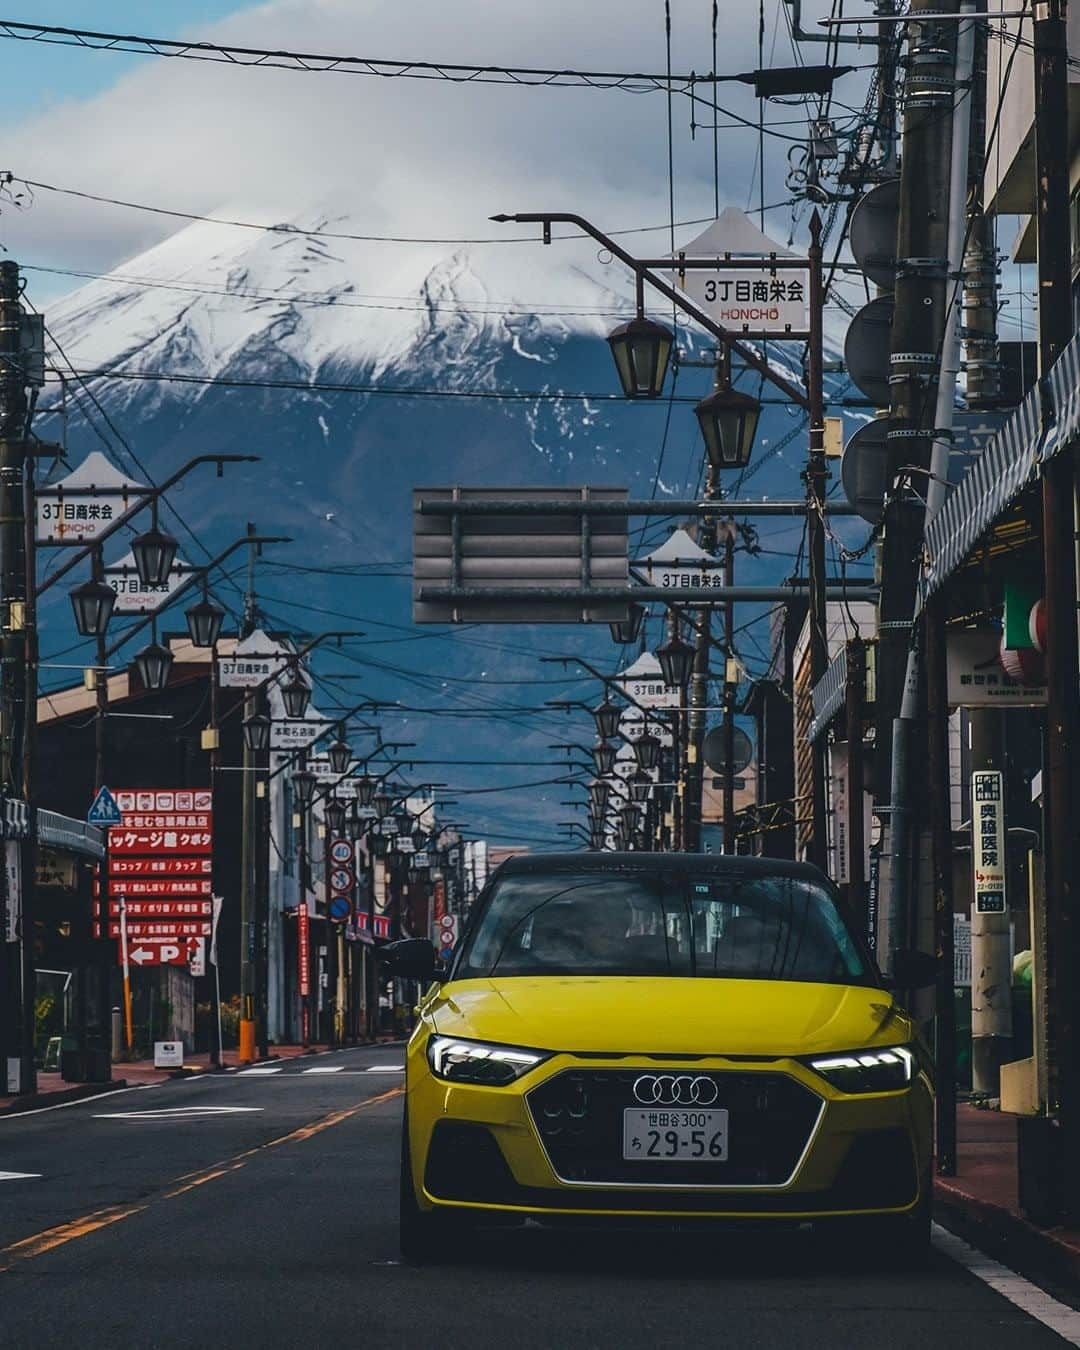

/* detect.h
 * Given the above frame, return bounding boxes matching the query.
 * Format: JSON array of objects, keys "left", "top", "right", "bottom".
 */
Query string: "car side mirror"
[
  {"left": 379, "top": 937, "right": 439, "bottom": 982},
  {"left": 887, "top": 949, "right": 937, "bottom": 989}
]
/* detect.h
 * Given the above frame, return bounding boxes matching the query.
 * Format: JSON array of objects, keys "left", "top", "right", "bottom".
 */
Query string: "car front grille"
[{"left": 526, "top": 1068, "right": 823, "bottom": 1188}]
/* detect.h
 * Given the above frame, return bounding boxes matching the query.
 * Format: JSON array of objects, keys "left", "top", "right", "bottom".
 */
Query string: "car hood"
[{"left": 429, "top": 976, "right": 908, "bottom": 1057}]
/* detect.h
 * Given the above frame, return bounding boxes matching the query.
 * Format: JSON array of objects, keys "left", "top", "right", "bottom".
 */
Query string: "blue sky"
[{"left": 0, "top": 4, "right": 248, "bottom": 119}]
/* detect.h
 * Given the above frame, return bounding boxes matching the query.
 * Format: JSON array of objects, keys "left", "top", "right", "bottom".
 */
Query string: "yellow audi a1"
[{"left": 382, "top": 853, "right": 935, "bottom": 1262}]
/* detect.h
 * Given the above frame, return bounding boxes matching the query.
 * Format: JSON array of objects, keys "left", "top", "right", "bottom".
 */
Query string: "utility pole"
[
  {"left": 1032, "top": 0, "right": 1080, "bottom": 1220},
  {"left": 685, "top": 469, "right": 719, "bottom": 853},
  {"left": 237, "top": 525, "right": 258, "bottom": 1063},
  {"left": 722, "top": 526, "right": 737, "bottom": 855},
  {"left": 874, "top": 1, "right": 958, "bottom": 968},
  {"left": 0, "top": 260, "right": 33, "bottom": 1095},
  {"left": 806, "top": 211, "right": 829, "bottom": 872}
]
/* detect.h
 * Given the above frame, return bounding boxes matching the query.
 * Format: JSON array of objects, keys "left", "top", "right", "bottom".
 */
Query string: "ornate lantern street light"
[
  {"left": 242, "top": 711, "right": 271, "bottom": 754},
  {"left": 632, "top": 730, "right": 661, "bottom": 772},
  {"left": 131, "top": 507, "right": 178, "bottom": 589},
  {"left": 281, "top": 669, "right": 311, "bottom": 720},
  {"left": 606, "top": 313, "right": 674, "bottom": 399},
  {"left": 70, "top": 576, "right": 116, "bottom": 638},
  {"left": 591, "top": 739, "right": 616, "bottom": 776},
  {"left": 185, "top": 587, "right": 225, "bottom": 649},
  {"left": 609, "top": 602, "right": 645, "bottom": 646},
  {"left": 356, "top": 774, "right": 376, "bottom": 808},
  {"left": 629, "top": 770, "right": 652, "bottom": 804},
  {"left": 656, "top": 632, "right": 695, "bottom": 688},
  {"left": 327, "top": 735, "right": 351, "bottom": 777},
  {"left": 588, "top": 778, "right": 611, "bottom": 815},
  {"left": 292, "top": 765, "right": 316, "bottom": 811},
  {"left": 134, "top": 636, "right": 173, "bottom": 692},
  {"left": 324, "top": 796, "right": 347, "bottom": 836},
  {"left": 373, "top": 790, "right": 392, "bottom": 820},
  {"left": 695, "top": 348, "right": 761, "bottom": 471},
  {"left": 592, "top": 698, "right": 622, "bottom": 742}
]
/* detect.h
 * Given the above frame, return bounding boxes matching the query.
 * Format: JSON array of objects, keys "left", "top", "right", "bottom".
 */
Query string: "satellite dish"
[
  {"left": 844, "top": 296, "right": 894, "bottom": 407},
  {"left": 841, "top": 418, "right": 890, "bottom": 524},
  {"left": 703, "top": 725, "right": 753, "bottom": 775},
  {"left": 849, "top": 179, "right": 900, "bottom": 290}
]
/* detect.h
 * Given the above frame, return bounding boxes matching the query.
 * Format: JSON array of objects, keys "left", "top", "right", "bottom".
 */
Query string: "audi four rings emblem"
[{"left": 632, "top": 1074, "right": 719, "bottom": 1106}]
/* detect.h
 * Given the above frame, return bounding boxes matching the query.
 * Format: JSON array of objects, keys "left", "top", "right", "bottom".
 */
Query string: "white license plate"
[{"left": 622, "top": 1108, "right": 729, "bottom": 1162}]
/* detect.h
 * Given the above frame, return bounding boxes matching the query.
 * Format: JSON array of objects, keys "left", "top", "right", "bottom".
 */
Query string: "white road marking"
[
  {"left": 934, "top": 1223, "right": 1080, "bottom": 1344},
  {"left": 237, "top": 1067, "right": 283, "bottom": 1075},
  {"left": 301, "top": 1066, "right": 345, "bottom": 1074},
  {"left": 0, "top": 1171, "right": 41, "bottom": 1181},
  {"left": 365, "top": 1066, "right": 405, "bottom": 1073},
  {"left": 94, "top": 1106, "right": 264, "bottom": 1120}
]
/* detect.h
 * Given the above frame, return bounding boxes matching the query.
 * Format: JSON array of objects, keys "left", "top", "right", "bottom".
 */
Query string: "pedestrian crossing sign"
[{"left": 87, "top": 786, "right": 122, "bottom": 826}]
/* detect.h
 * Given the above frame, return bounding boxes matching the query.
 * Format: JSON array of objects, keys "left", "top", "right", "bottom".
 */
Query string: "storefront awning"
[{"left": 808, "top": 645, "right": 848, "bottom": 744}]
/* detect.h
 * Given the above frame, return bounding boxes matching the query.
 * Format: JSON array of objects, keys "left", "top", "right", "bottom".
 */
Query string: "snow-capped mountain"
[{"left": 36, "top": 210, "right": 853, "bottom": 841}]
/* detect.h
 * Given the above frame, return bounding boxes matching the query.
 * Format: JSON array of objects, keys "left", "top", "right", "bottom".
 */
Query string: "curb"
[
  {"left": 0, "top": 1078, "right": 130, "bottom": 1117},
  {"left": 935, "top": 1178, "right": 1080, "bottom": 1293}
]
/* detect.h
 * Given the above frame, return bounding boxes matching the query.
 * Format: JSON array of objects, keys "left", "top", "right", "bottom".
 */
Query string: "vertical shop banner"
[
  {"left": 971, "top": 769, "right": 1006, "bottom": 914},
  {"left": 297, "top": 899, "right": 311, "bottom": 998}
]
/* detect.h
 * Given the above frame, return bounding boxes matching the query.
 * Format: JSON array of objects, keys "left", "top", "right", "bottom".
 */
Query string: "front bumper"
[{"left": 406, "top": 1046, "right": 933, "bottom": 1222}]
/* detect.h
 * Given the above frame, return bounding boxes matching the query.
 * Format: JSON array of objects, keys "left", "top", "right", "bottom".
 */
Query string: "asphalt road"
[{"left": 1, "top": 1042, "right": 1079, "bottom": 1349}]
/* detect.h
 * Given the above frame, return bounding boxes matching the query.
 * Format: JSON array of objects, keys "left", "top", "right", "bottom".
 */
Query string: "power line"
[
  {"left": 6, "top": 175, "right": 801, "bottom": 247},
  {"left": 0, "top": 18, "right": 736, "bottom": 91}
]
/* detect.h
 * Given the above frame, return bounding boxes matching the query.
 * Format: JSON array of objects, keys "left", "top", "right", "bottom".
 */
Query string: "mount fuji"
[{"left": 34, "top": 209, "right": 858, "bottom": 841}]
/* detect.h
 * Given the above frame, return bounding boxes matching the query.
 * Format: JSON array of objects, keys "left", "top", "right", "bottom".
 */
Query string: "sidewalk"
[
  {"left": 935, "top": 1103, "right": 1080, "bottom": 1288},
  {"left": 0, "top": 1038, "right": 399, "bottom": 1115}
]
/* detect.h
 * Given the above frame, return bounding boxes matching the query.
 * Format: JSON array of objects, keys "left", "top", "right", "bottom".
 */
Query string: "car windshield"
[{"left": 455, "top": 870, "right": 871, "bottom": 984}]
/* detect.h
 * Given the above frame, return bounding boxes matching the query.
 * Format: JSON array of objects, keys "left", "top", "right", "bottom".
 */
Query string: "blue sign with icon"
[{"left": 87, "top": 786, "right": 122, "bottom": 826}]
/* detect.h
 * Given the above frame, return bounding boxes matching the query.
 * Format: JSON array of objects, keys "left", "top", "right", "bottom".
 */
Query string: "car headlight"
[
  {"left": 804, "top": 1045, "right": 916, "bottom": 1093},
  {"left": 427, "top": 1035, "right": 550, "bottom": 1086}
]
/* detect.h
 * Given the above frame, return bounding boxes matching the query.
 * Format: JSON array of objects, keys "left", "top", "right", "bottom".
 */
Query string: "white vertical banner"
[{"left": 4, "top": 840, "right": 21, "bottom": 943}]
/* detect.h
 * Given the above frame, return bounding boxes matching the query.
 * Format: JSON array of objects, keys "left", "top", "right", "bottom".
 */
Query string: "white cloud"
[{"left": 0, "top": 0, "right": 821, "bottom": 299}]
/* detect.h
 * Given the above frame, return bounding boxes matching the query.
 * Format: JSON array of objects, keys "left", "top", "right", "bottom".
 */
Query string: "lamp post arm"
[
  {"left": 103, "top": 533, "right": 290, "bottom": 660},
  {"left": 37, "top": 454, "right": 260, "bottom": 598},
  {"left": 490, "top": 212, "right": 811, "bottom": 411}
]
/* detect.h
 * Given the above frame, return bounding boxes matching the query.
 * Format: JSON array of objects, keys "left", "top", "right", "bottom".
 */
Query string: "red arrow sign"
[{"left": 119, "top": 940, "right": 197, "bottom": 967}]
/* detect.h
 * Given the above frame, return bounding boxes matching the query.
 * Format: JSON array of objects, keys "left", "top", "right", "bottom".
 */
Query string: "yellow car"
[{"left": 383, "top": 854, "right": 934, "bottom": 1262}]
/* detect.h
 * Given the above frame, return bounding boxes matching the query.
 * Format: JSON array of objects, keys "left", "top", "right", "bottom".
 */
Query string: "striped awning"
[
  {"left": 1046, "top": 330, "right": 1080, "bottom": 458},
  {"left": 922, "top": 382, "right": 1045, "bottom": 600}
]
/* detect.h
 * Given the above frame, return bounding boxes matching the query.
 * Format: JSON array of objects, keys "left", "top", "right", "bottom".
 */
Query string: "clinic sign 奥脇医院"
[{"left": 972, "top": 770, "right": 1006, "bottom": 915}]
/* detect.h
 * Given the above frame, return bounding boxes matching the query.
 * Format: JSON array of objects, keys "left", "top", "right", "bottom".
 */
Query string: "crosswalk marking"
[
  {"left": 366, "top": 1065, "right": 405, "bottom": 1073},
  {"left": 238, "top": 1067, "right": 282, "bottom": 1075},
  {"left": 302, "top": 1065, "right": 345, "bottom": 1074}
]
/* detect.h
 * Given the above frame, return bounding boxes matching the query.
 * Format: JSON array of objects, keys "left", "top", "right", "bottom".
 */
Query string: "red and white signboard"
[
  {"left": 100, "top": 900, "right": 213, "bottom": 919},
  {"left": 298, "top": 900, "right": 311, "bottom": 997},
  {"left": 101, "top": 879, "right": 212, "bottom": 898},
  {"left": 127, "top": 936, "right": 206, "bottom": 968},
  {"left": 355, "top": 912, "right": 392, "bottom": 939},
  {"left": 110, "top": 857, "right": 212, "bottom": 877},
  {"left": 108, "top": 920, "right": 212, "bottom": 939},
  {"left": 104, "top": 787, "right": 214, "bottom": 969}
]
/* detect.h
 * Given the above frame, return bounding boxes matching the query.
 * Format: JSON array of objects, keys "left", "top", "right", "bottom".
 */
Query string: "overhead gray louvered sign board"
[{"left": 412, "top": 487, "right": 629, "bottom": 624}]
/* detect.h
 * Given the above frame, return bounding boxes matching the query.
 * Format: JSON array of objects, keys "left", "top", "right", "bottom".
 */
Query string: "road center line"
[
  {"left": 934, "top": 1223, "right": 1080, "bottom": 1345},
  {"left": 0, "top": 1086, "right": 403, "bottom": 1275}
]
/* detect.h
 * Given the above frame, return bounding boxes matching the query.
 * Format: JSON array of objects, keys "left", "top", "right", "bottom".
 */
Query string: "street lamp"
[
  {"left": 347, "top": 801, "right": 366, "bottom": 841},
  {"left": 242, "top": 711, "right": 271, "bottom": 753},
  {"left": 133, "top": 638, "right": 173, "bottom": 692},
  {"left": 609, "top": 602, "right": 645, "bottom": 646},
  {"left": 656, "top": 632, "right": 695, "bottom": 688},
  {"left": 371, "top": 830, "right": 389, "bottom": 860},
  {"left": 185, "top": 591, "right": 225, "bottom": 648},
  {"left": 606, "top": 314, "right": 674, "bottom": 399},
  {"left": 292, "top": 765, "right": 316, "bottom": 810},
  {"left": 324, "top": 796, "right": 347, "bottom": 835},
  {"left": 589, "top": 828, "right": 606, "bottom": 850},
  {"left": 281, "top": 669, "right": 311, "bottom": 720},
  {"left": 629, "top": 770, "right": 652, "bottom": 804},
  {"left": 131, "top": 508, "right": 178, "bottom": 589},
  {"left": 411, "top": 824, "right": 427, "bottom": 852},
  {"left": 327, "top": 735, "right": 351, "bottom": 777},
  {"left": 373, "top": 790, "right": 392, "bottom": 820},
  {"left": 356, "top": 774, "right": 376, "bottom": 808},
  {"left": 632, "top": 731, "right": 661, "bottom": 771},
  {"left": 588, "top": 778, "right": 611, "bottom": 814},
  {"left": 592, "top": 698, "right": 622, "bottom": 742},
  {"left": 695, "top": 352, "right": 762, "bottom": 470},
  {"left": 70, "top": 576, "right": 116, "bottom": 637},
  {"left": 592, "top": 739, "right": 617, "bottom": 776}
]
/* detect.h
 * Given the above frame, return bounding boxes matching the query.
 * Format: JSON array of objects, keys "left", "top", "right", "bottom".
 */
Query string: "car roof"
[{"left": 493, "top": 852, "right": 830, "bottom": 885}]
